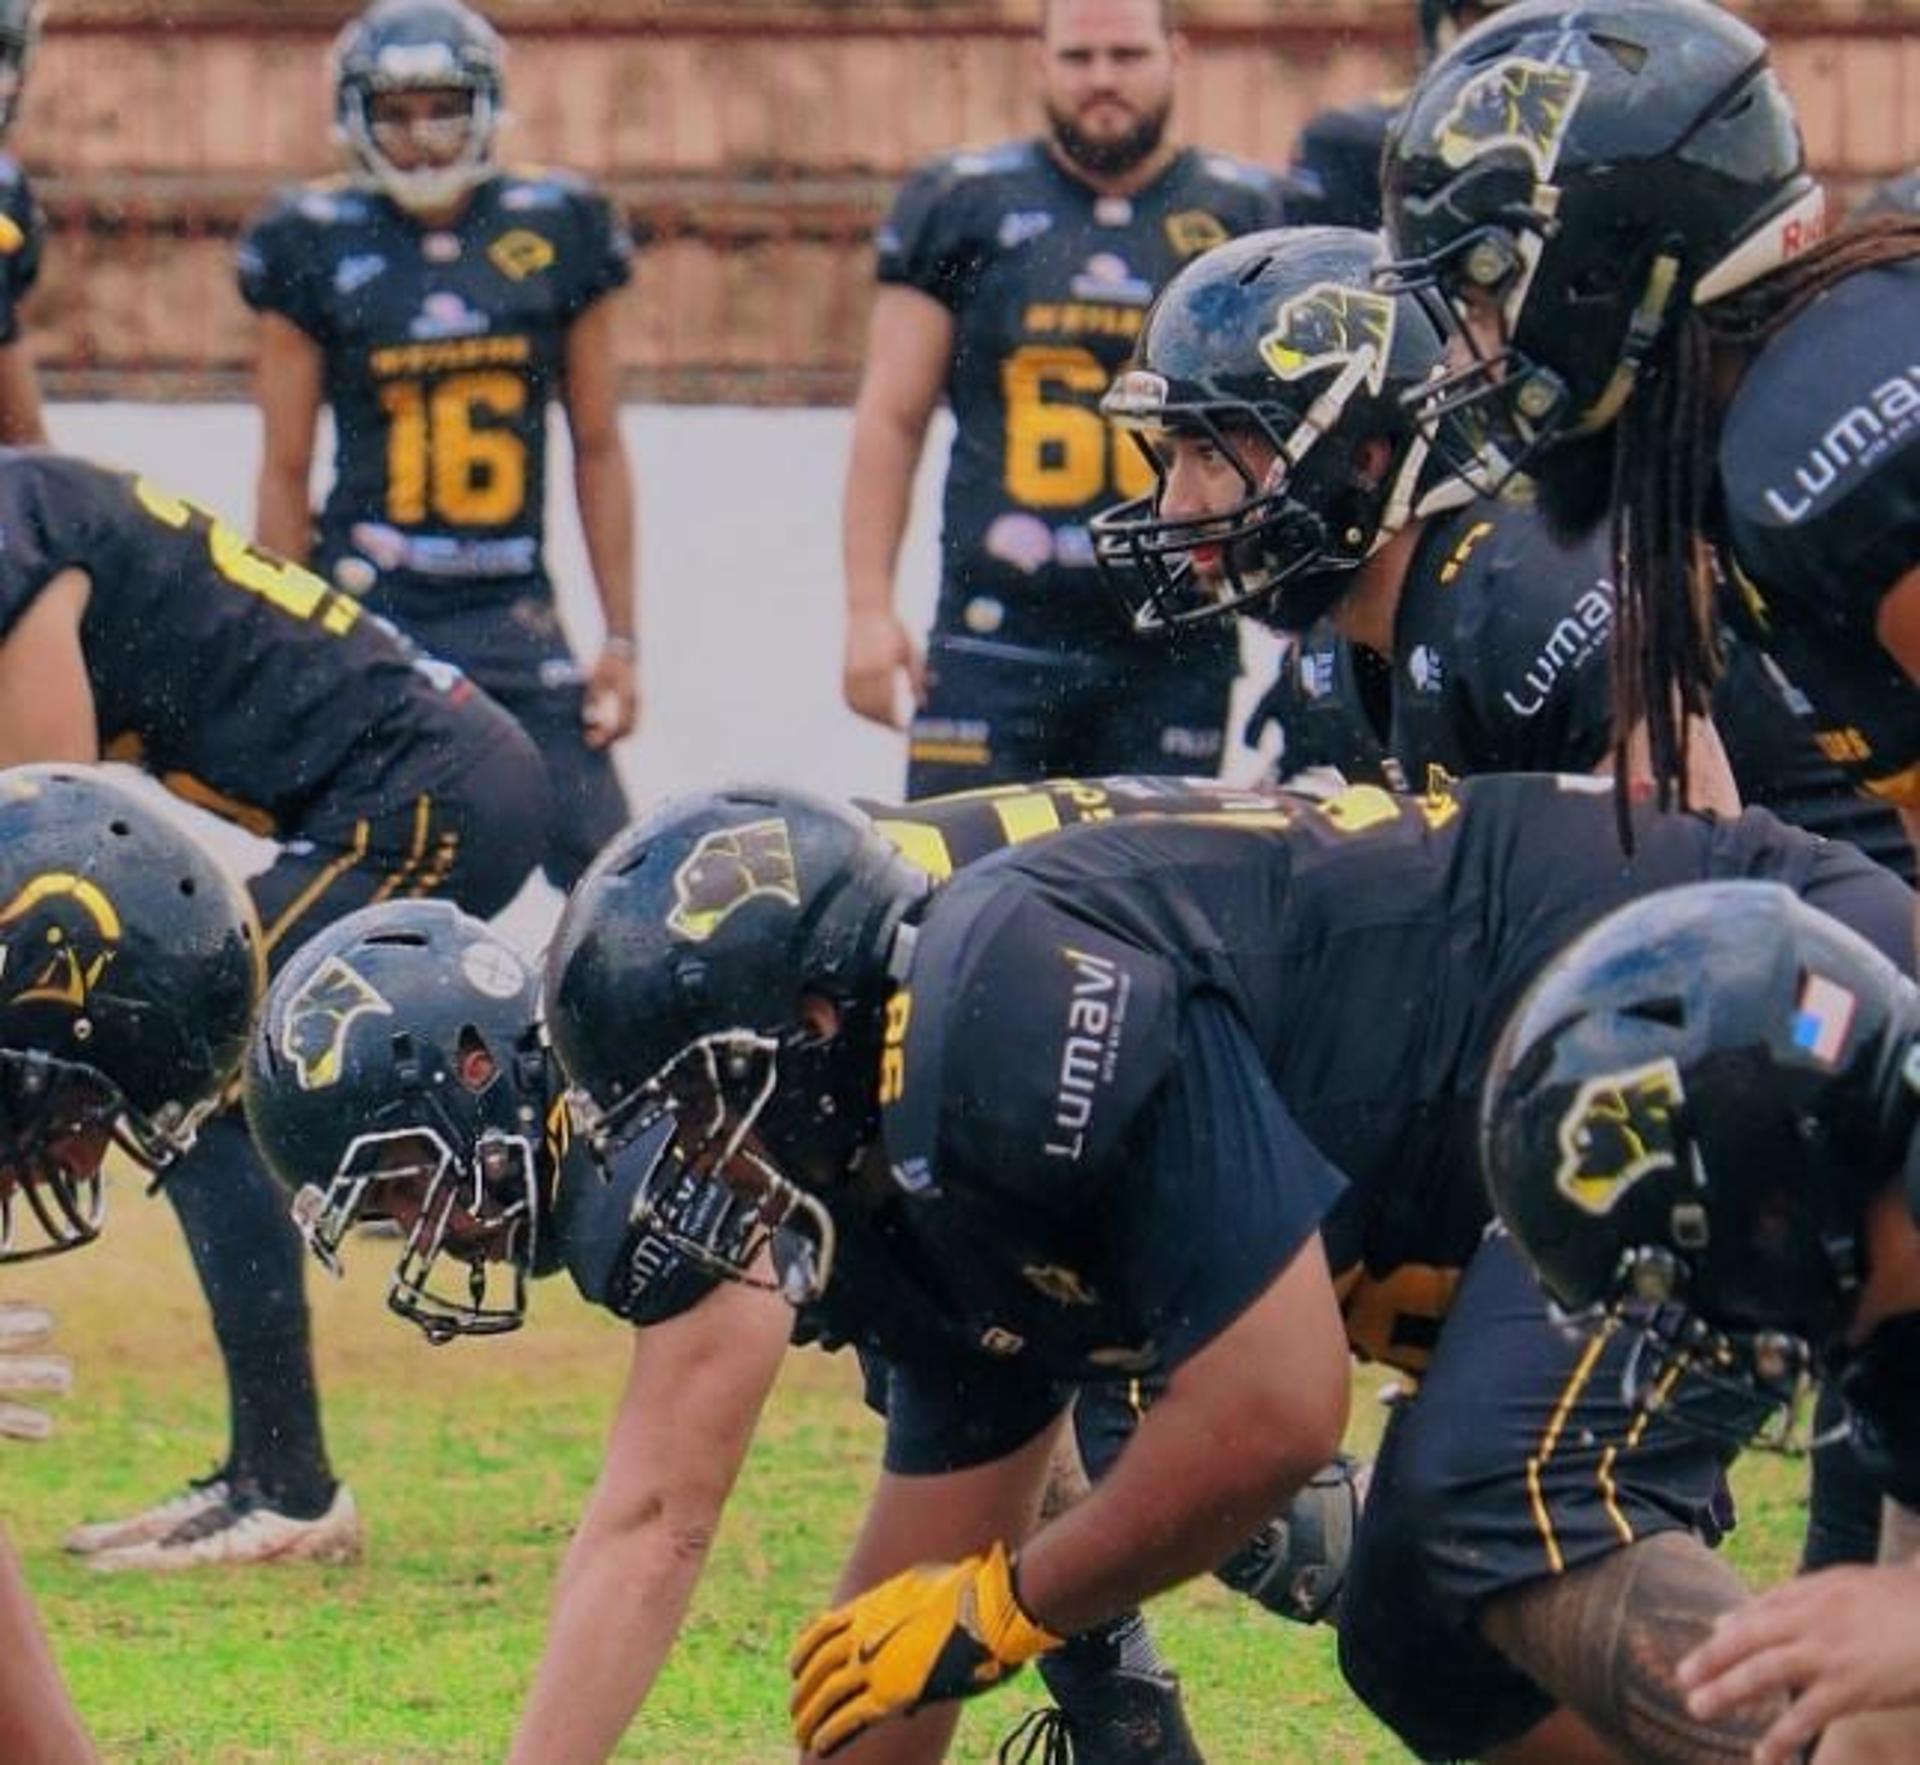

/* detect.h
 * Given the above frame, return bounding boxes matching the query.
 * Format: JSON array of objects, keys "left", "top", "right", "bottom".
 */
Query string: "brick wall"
[{"left": 23, "top": 1, "right": 1920, "bottom": 402}]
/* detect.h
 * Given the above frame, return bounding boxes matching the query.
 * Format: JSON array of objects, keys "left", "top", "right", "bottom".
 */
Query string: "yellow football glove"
[{"left": 789, "top": 1539, "right": 1063, "bottom": 1755}]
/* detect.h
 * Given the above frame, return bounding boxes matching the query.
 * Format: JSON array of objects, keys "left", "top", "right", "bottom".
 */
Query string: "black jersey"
[
  {"left": 1253, "top": 497, "right": 1915, "bottom": 878},
  {"left": 0, "top": 152, "right": 42, "bottom": 345},
  {"left": 237, "top": 170, "right": 632, "bottom": 615},
  {"left": 815, "top": 776, "right": 1892, "bottom": 1385},
  {"left": 0, "top": 452, "right": 516, "bottom": 835},
  {"left": 1282, "top": 94, "right": 1399, "bottom": 231},
  {"left": 878, "top": 140, "right": 1285, "bottom": 649},
  {"left": 1718, "top": 259, "right": 1920, "bottom": 804}
]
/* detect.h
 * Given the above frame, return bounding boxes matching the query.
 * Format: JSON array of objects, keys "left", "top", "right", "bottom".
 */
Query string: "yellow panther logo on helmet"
[
  {"left": 667, "top": 819, "right": 801, "bottom": 944},
  {"left": 281, "top": 956, "right": 393, "bottom": 1093},
  {"left": 0, "top": 874, "right": 123, "bottom": 1010},
  {"left": 1554, "top": 1057, "right": 1685, "bottom": 1217},
  {"left": 1259, "top": 284, "right": 1398, "bottom": 396},
  {"left": 1436, "top": 56, "right": 1589, "bottom": 183}
]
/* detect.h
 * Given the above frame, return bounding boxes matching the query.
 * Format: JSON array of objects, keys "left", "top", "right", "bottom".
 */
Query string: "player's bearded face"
[{"left": 1039, "top": 1, "right": 1177, "bottom": 178}]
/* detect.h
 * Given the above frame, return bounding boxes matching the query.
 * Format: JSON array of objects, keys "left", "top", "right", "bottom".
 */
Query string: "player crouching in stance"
[
  {"left": 1484, "top": 881, "right": 1920, "bottom": 1765},
  {"left": 0, "top": 764, "right": 263, "bottom": 1760},
  {"left": 242, "top": 789, "right": 1368, "bottom": 1765}
]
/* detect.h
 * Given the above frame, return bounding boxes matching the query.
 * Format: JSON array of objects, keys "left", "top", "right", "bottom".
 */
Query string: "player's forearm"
[
  {"left": 0, "top": 1537, "right": 96, "bottom": 1764},
  {"left": 505, "top": 1503, "right": 717, "bottom": 1765},
  {"left": 253, "top": 465, "right": 313, "bottom": 565},
  {"left": 1015, "top": 1379, "right": 1340, "bottom": 1635},
  {"left": 573, "top": 436, "right": 638, "bottom": 643},
  {"left": 843, "top": 407, "right": 925, "bottom": 618}
]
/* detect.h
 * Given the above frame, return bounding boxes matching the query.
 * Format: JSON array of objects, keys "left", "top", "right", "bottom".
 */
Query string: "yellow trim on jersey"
[
  {"left": 264, "top": 819, "right": 371, "bottom": 954},
  {"left": 1525, "top": 1318, "right": 1615, "bottom": 1575},
  {"left": 870, "top": 819, "right": 956, "bottom": 882},
  {"left": 992, "top": 792, "right": 1064, "bottom": 847},
  {"left": 157, "top": 770, "right": 280, "bottom": 841},
  {"left": 908, "top": 740, "right": 992, "bottom": 766},
  {"left": 1863, "top": 757, "right": 1920, "bottom": 808},
  {"left": 369, "top": 794, "right": 435, "bottom": 904}
]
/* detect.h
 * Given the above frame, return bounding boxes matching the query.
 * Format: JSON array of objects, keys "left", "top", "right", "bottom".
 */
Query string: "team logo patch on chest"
[
  {"left": 1164, "top": 210, "right": 1228, "bottom": 257},
  {"left": 1435, "top": 55, "right": 1589, "bottom": 182},
  {"left": 1554, "top": 1058, "right": 1684, "bottom": 1217},
  {"left": 488, "top": 229, "right": 556, "bottom": 282},
  {"left": 667, "top": 820, "right": 800, "bottom": 943},
  {"left": 280, "top": 957, "right": 394, "bottom": 1093}
]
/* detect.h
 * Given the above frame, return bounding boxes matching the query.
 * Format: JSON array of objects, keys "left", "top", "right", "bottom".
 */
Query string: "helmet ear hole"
[{"left": 456, "top": 1027, "right": 498, "bottom": 1093}]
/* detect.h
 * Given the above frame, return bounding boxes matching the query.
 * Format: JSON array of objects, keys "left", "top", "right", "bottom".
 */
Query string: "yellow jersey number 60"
[
  {"left": 1002, "top": 345, "right": 1154, "bottom": 509},
  {"left": 379, "top": 369, "right": 527, "bottom": 526}
]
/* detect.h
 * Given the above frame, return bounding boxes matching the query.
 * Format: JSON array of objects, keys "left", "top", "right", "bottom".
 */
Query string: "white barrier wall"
[{"left": 47, "top": 403, "right": 1273, "bottom": 954}]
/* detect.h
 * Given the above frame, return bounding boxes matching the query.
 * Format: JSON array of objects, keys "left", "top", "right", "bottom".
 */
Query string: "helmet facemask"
[
  {"left": 569, "top": 1029, "right": 841, "bottom": 1309},
  {"left": 292, "top": 1113, "right": 540, "bottom": 1344}
]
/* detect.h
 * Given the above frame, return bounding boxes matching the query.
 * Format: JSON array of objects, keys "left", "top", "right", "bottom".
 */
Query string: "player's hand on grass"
[
  {"left": 1678, "top": 1558, "right": 1920, "bottom": 1765},
  {"left": 0, "top": 1302, "right": 71, "bottom": 1442},
  {"left": 842, "top": 608, "right": 924, "bottom": 730},
  {"left": 788, "top": 1540, "right": 1061, "bottom": 1755}
]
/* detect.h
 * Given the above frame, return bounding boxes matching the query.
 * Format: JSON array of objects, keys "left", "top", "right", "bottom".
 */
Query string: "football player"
[
  {"left": 1380, "top": 0, "right": 1920, "bottom": 829},
  {"left": 242, "top": 785, "right": 1369, "bottom": 1765},
  {"left": 239, "top": 0, "right": 637, "bottom": 890},
  {"left": 0, "top": 764, "right": 263, "bottom": 1761},
  {"left": 842, "top": 0, "right": 1287, "bottom": 792},
  {"left": 538, "top": 772, "right": 1918, "bottom": 1762},
  {"left": 1484, "top": 880, "right": 1920, "bottom": 1765},
  {"left": 0, "top": 447, "right": 546, "bottom": 1571}
]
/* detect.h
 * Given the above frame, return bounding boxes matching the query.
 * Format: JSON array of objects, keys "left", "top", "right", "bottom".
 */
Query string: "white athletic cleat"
[
  {"left": 63, "top": 1473, "right": 232, "bottom": 1556},
  {"left": 86, "top": 1484, "right": 361, "bottom": 1573}
]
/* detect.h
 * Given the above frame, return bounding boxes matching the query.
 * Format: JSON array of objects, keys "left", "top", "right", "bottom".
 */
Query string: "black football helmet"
[
  {"left": 543, "top": 785, "right": 932, "bottom": 1307},
  {"left": 1092, "top": 227, "right": 1470, "bottom": 635},
  {"left": 1381, "top": 0, "right": 1824, "bottom": 487},
  {"left": 0, "top": 0, "right": 42, "bottom": 141},
  {"left": 244, "top": 899, "right": 552, "bottom": 1343},
  {"left": 1417, "top": 0, "right": 1519, "bottom": 64},
  {"left": 0, "top": 765, "right": 262, "bottom": 1262},
  {"left": 332, "top": 0, "right": 504, "bottom": 214},
  {"left": 1482, "top": 881, "right": 1920, "bottom": 1428}
]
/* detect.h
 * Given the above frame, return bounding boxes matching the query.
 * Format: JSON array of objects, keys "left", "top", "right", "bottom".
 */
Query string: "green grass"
[{"left": 0, "top": 1178, "right": 1812, "bottom": 1762}]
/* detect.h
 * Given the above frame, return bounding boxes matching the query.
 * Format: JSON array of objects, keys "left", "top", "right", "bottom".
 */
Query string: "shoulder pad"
[{"left": 885, "top": 877, "right": 1180, "bottom": 1202}]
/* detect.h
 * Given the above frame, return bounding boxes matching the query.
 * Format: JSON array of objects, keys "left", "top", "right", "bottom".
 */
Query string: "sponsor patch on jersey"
[
  {"left": 1164, "top": 209, "right": 1228, "bottom": 257},
  {"left": 488, "top": 228, "right": 556, "bottom": 282},
  {"left": 1434, "top": 54, "right": 1589, "bottom": 183},
  {"left": 1553, "top": 1057, "right": 1684, "bottom": 1217},
  {"left": 1070, "top": 253, "right": 1155, "bottom": 304},
  {"left": 984, "top": 512, "right": 1054, "bottom": 575},
  {"left": 332, "top": 253, "right": 386, "bottom": 296},
  {"left": 997, "top": 209, "right": 1054, "bottom": 251},
  {"left": 666, "top": 819, "right": 800, "bottom": 943},
  {"left": 1093, "top": 196, "right": 1134, "bottom": 227},
  {"left": 1043, "top": 944, "right": 1133, "bottom": 1163},
  {"left": 1023, "top": 1263, "right": 1099, "bottom": 1306},
  {"left": 281, "top": 957, "right": 394, "bottom": 1093},
  {"left": 408, "top": 292, "right": 490, "bottom": 341},
  {"left": 1260, "top": 283, "right": 1397, "bottom": 395},
  {"left": 1406, "top": 644, "right": 1445, "bottom": 694}
]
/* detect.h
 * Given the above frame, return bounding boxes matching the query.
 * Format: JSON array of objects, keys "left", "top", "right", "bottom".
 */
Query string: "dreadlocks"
[{"left": 1609, "top": 216, "right": 1920, "bottom": 810}]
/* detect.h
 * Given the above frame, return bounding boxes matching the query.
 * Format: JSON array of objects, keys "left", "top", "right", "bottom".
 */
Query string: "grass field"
[{"left": 0, "top": 1175, "right": 1813, "bottom": 1763}]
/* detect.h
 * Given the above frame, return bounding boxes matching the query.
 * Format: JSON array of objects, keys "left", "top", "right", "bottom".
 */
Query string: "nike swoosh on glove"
[{"left": 789, "top": 1539, "right": 1064, "bottom": 1755}]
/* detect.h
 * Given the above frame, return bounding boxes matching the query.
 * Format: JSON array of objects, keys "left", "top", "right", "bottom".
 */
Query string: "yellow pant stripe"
[
  {"left": 370, "top": 795, "right": 434, "bottom": 905},
  {"left": 1525, "top": 1319, "right": 1615, "bottom": 1576},
  {"left": 264, "top": 819, "right": 370, "bottom": 954}
]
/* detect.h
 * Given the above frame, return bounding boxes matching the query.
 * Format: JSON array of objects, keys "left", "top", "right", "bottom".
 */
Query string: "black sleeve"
[
  {"left": 1719, "top": 262, "right": 1920, "bottom": 626},
  {"left": 235, "top": 196, "right": 330, "bottom": 341},
  {"left": 558, "top": 178, "right": 635, "bottom": 321},
  {"left": 1451, "top": 518, "right": 1615, "bottom": 772},
  {"left": 874, "top": 158, "right": 987, "bottom": 312},
  {"left": 1102, "top": 990, "right": 1346, "bottom": 1373}
]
